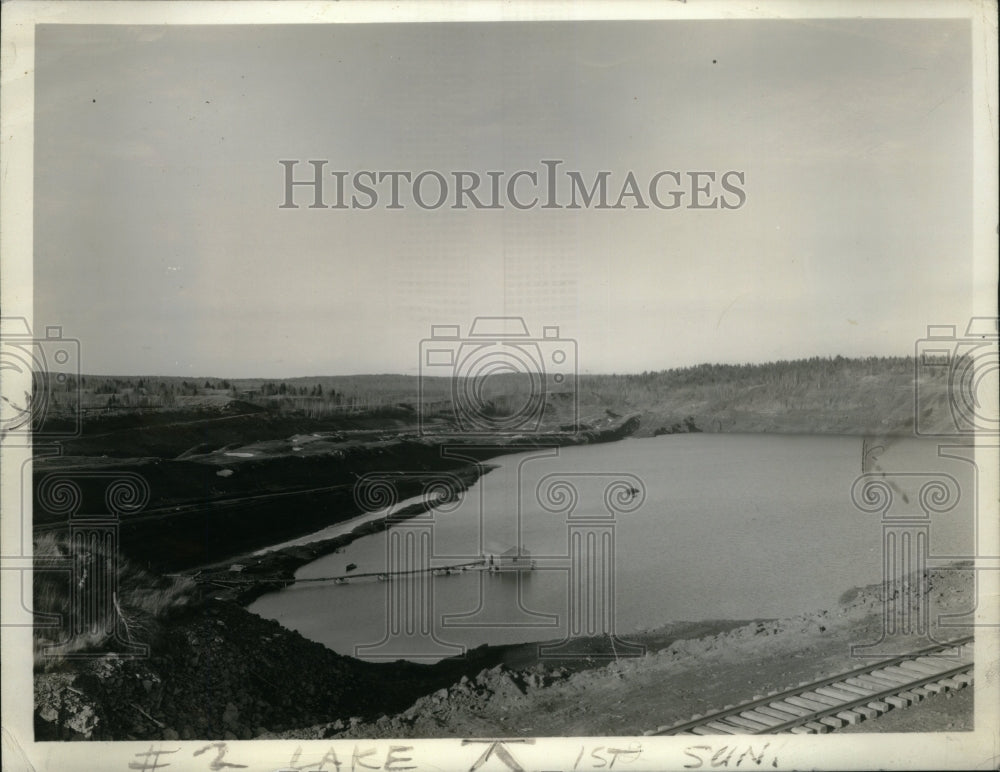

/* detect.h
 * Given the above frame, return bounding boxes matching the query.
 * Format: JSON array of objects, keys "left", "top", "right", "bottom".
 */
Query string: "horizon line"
[{"left": 40, "top": 353, "right": 920, "bottom": 382}]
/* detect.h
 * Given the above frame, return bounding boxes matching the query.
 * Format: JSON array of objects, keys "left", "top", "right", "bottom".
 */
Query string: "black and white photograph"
[{"left": 1, "top": 2, "right": 997, "bottom": 770}]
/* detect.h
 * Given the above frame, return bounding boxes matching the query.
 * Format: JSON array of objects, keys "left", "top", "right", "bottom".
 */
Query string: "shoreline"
[
  {"left": 250, "top": 490, "right": 435, "bottom": 555},
  {"left": 269, "top": 562, "right": 977, "bottom": 739},
  {"left": 34, "top": 410, "right": 643, "bottom": 574},
  {"left": 34, "top": 549, "right": 975, "bottom": 740},
  {"left": 193, "top": 462, "right": 495, "bottom": 604},
  {"left": 30, "top": 399, "right": 983, "bottom": 739},
  {"left": 228, "top": 431, "right": 956, "bottom": 663},
  {"left": 189, "top": 413, "right": 645, "bottom": 602}
]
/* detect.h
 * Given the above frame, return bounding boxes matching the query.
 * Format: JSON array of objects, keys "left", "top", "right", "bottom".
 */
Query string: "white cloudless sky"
[{"left": 33, "top": 19, "right": 972, "bottom": 377}]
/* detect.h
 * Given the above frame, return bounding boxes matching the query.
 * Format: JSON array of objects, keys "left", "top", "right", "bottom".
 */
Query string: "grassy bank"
[{"left": 33, "top": 533, "right": 198, "bottom": 668}]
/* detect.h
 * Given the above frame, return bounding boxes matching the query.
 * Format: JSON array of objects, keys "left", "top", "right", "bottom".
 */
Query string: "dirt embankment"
[
  {"left": 193, "top": 464, "right": 493, "bottom": 605},
  {"left": 33, "top": 599, "right": 749, "bottom": 742},
  {"left": 268, "top": 565, "right": 977, "bottom": 740},
  {"left": 36, "top": 566, "right": 975, "bottom": 740},
  {"left": 35, "top": 599, "right": 443, "bottom": 741},
  {"left": 34, "top": 409, "right": 641, "bottom": 573}
]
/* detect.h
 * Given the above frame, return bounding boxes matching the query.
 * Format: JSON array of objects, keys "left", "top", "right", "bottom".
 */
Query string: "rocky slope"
[{"left": 35, "top": 599, "right": 451, "bottom": 741}]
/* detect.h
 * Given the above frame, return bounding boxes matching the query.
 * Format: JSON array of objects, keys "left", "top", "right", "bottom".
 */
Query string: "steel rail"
[{"left": 652, "top": 635, "right": 973, "bottom": 735}]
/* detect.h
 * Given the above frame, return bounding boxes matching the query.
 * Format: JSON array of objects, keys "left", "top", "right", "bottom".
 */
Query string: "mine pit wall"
[{"left": 33, "top": 416, "right": 641, "bottom": 573}]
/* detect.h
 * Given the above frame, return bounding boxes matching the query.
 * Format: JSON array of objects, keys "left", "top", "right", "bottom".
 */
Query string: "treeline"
[
  {"left": 39, "top": 373, "right": 443, "bottom": 417},
  {"left": 38, "top": 355, "right": 941, "bottom": 434},
  {"left": 45, "top": 355, "right": 919, "bottom": 404},
  {"left": 88, "top": 377, "right": 233, "bottom": 395},
  {"left": 582, "top": 356, "right": 914, "bottom": 405},
  {"left": 47, "top": 376, "right": 236, "bottom": 411}
]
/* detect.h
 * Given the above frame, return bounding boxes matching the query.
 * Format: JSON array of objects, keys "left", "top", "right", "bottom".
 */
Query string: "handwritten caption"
[
  {"left": 127, "top": 740, "right": 648, "bottom": 772},
  {"left": 127, "top": 739, "right": 778, "bottom": 772},
  {"left": 682, "top": 742, "right": 777, "bottom": 769}
]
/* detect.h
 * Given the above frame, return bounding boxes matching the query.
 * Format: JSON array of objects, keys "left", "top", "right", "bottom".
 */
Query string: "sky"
[{"left": 33, "top": 19, "right": 973, "bottom": 378}]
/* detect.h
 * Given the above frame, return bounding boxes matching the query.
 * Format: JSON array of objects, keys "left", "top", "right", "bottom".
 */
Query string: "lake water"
[{"left": 249, "top": 434, "right": 975, "bottom": 661}]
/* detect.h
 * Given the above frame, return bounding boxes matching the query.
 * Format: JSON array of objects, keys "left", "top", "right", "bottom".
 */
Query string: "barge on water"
[{"left": 486, "top": 546, "right": 535, "bottom": 572}]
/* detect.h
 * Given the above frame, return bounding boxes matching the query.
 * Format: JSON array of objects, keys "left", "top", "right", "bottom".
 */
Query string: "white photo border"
[{"left": 2, "top": 2, "right": 997, "bottom": 770}]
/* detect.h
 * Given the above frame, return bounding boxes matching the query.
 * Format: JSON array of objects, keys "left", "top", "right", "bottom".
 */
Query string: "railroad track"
[{"left": 647, "top": 636, "right": 974, "bottom": 736}]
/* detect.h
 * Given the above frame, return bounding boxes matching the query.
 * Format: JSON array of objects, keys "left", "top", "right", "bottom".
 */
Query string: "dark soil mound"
[{"left": 35, "top": 600, "right": 442, "bottom": 741}]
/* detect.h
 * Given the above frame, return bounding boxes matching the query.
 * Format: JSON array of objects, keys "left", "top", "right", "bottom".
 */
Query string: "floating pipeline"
[
  {"left": 192, "top": 413, "right": 643, "bottom": 604},
  {"left": 192, "top": 466, "right": 491, "bottom": 605}
]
